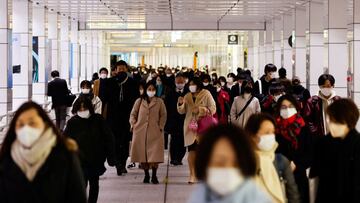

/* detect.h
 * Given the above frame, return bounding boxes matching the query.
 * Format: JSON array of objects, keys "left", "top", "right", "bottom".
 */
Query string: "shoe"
[
  {"left": 121, "top": 168, "right": 128, "bottom": 174},
  {"left": 151, "top": 176, "right": 159, "bottom": 184},
  {"left": 127, "top": 163, "right": 136, "bottom": 169},
  {"left": 143, "top": 175, "right": 150, "bottom": 183},
  {"left": 116, "top": 168, "right": 123, "bottom": 176}
]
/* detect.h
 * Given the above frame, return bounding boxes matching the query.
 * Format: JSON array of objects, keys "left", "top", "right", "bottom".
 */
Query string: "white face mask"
[
  {"left": 166, "top": 73, "right": 172, "bottom": 77},
  {"left": 320, "top": 87, "right": 333, "bottom": 97},
  {"left": 203, "top": 82, "right": 209, "bottom": 87},
  {"left": 189, "top": 85, "right": 197, "bottom": 93},
  {"left": 147, "top": 91, "right": 156, "bottom": 98},
  {"left": 273, "top": 94, "right": 282, "bottom": 102},
  {"left": 81, "top": 88, "right": 91, "bottom": 94},
  {"left": 280, "top": 107, "right": 297, "bottom": 119},
  {"left": 176, "top": 83, "right": 185, "bottom": 90},
  {"left": 156, "top": 81, "right": 162, "bottom": 86},
  {"left": 139, "top": 89, "right": 144, "bottom": 95},
  {"left": 78, "top": 110, "right": 90, "bottom": 119},
  {"left": 16, "top": 125, "right": 44, "bottom": 148},
  {"left": 100, "top": 73, "right": 107, "bottom": 79},
  {"left": 216, "top": 87, "right": 221, "bottom": 92},
  {"left": 220, "top": 82, "right": 226, "bottom": 87},
  {"left": 227, "top": 77, "right": 234, "bottom": 83},
  {"left": 207, "top": 168, "right": 244, "bottom": 196},
  {"left": 328, "top": 122, "right": 348, "bottom": 138},
  {"left": 258, "top": 134, "right": 276, "bottom": 151}
]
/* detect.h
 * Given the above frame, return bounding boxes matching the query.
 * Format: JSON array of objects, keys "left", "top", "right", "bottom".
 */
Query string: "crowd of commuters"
[{"left": 0, "top": 60, "right": 359, "bottom": 203}]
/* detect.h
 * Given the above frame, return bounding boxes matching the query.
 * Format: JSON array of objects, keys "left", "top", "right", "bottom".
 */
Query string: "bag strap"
[
  {"left": 236, "top": 96, "right": 254, "bottom": 119},
  {"left": 257, "top": 79, "right": 262, "bottom": 95}
]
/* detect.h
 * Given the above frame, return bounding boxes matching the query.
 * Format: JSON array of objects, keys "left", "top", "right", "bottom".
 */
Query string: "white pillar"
[
  {"left": 307, "top": 1, "right": 324, "bottom": 95},
  {"left": 283, "top": 13, "right": 294, "bottom": 79},
  {"left": 294, "top": 6, "right": 307, "bottom": 85},
  {"left": 248, "top": 32, "right": 254, "bottom": 71},
  {"left": 60, "top": 15, "right": 70, "bottom": 83},
  {"left": 265, "top": 21, "right": 273, "bottom": 64},
  {"left": 326, "top": 0, "right": 348, "bottom": 97},
  {"left": 92, "top": 31, "right": 99, "bottom": 73},
  {"left": 273, "top": 17, "right": 282, "bottom": 69},
  {"left": 258, "top": 31, "right": 266, "bottom": 78},
  {"left": 12, "top": 0, "right": 32, "bottom": 110},
  {"left": 0, "top": 0, "right": 12, "bottom": 115},
  {"left": 79, "top": 31, "right": 86, "bottom": 82},
  {"left": 70, "top": 19, "right": 80, "bottom": 93},
  {"left": 86, "top": 31, "right": 93, "bottom": 80},
  {"left": 48, "top": 12, "right": 58, "bottom": 71},
  {"left": 353, "top": 0, "right": 360, "bottom": 105},
  {"left": 32, "top": 3, "right": 47, "bottom": 104},
  {"left": 253, "top": 32, "right": 260, "bottom": 79}
]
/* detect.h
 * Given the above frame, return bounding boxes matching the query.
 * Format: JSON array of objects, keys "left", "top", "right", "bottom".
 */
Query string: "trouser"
[
  {"left": 54, "top": 105, "right": 67, "bottom": 131},
  {"left": 164, "top": 133, "right": 169, "bottom": 150},
  {"left": 84, "top": 174, "right": 99, "bottom": 203},
  {"left": 114, "top": 131, "right": 130, "bottom": 169},
  {"left": 169, "top": 132, "right": 186, "bottom": 162},
  {"left": 294, "top": 168, "right": 310, "bottom": 203}
]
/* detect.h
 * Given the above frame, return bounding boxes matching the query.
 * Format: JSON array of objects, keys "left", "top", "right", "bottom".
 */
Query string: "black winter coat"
[
  {"left": 64, "top": 114, "right": 116, "bottom": 176},
  {"left": 47, "top": 78, "right": 70, "bottom": 108},
  {"left": 0, "top": 143, "right": 86, "bottom": 203},
  {"left": 310, "top": 129, "right": 360, "bottom": 203},
  {"left": 164, "top": 88, "right": 189, "bottom": 133},
  {"left": 104, "top": 76, "right": 138, "bottom": 140}
]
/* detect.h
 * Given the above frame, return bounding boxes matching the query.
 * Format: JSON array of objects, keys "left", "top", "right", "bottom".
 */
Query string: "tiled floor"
[{"left": 98, "top": 152, "right": 195, "bottom": 203}]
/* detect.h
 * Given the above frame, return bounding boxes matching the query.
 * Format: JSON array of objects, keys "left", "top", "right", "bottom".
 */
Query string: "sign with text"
[{"left": 228, "top": 35, "right": 239, "bottom": 45}]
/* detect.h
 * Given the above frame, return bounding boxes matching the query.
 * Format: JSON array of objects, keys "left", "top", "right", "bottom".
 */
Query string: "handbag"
[
  {"left": 197, "top": 109, "right": 218, "bottom": 134},
  {"left": 188, "top": 113, "right": 199, "bottom": 132},
  {"left": 65, "top": 92, "right": 76, "bottom": 107}
]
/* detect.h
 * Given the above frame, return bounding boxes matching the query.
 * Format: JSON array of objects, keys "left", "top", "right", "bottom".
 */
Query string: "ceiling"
[{"left": 24, "top": 0, "right": 314, "bottom": 30}]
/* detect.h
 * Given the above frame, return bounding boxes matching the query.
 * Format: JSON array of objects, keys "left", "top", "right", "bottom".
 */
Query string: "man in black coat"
[
  {"left": 164, "top": 74, "right": 188, "bottom": 165},
  {"left": 104, "top": 60, "right": 139, "bottom": 176},
  {"left": 230, "top": 74, "right": 248, "bottom": 105},
  {"left": 47, "top": 70, "right": 70, "bottom": 131}
]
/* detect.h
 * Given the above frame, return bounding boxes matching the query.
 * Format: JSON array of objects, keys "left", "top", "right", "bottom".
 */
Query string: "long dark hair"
[
  {"left": 0, "top": 101, "right": 66, "bottom": 160},
  {"left": 141, "top": 81, "right": 157, "bottom": 103}
]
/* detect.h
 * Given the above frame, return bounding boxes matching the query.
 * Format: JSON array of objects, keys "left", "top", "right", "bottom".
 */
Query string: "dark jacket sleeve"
[
  {"left": 101, "top": 117, "right": 117, "bottom": 166},
  {"left": 65, "top": 152, "right": 87, "bottom": 203}
]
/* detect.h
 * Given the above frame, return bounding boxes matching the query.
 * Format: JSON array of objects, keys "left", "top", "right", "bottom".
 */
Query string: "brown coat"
[
  {"left": 93, "top": 79, "right": 100, "bottom": 97},
  {"left": 129, "top": 97, "right": 167, "bottom": 163},
  {"left": 177, "top": 89, "right": 217, "bottom": 147}
]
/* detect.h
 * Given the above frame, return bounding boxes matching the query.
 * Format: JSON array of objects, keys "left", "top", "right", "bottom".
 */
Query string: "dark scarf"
[{"left": 276, "top": 113, "right": 305, "bottom": 149}]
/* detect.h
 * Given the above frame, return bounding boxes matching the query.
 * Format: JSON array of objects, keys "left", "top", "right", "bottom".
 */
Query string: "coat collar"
[{"left": 142, "top": 97, "right": 159, "bottom": 109}]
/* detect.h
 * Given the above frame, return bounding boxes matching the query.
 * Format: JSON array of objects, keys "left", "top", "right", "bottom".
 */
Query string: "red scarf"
[{"left": 276, "top": 113, "right": 305, "bottom": 149}]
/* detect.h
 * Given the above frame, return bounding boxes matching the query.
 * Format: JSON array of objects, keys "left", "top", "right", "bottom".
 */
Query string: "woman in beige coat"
[
  {"left": 177, "top": 77, "right": 216, "bottom": 184},
  {"left": 129, "top": 82, "right": 167, "bottom": 184},
  {"left": 230, "top": 81, "right": 261, "bottom": 127}
]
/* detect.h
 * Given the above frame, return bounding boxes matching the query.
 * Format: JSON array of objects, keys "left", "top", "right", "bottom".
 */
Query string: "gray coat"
[{"left": 274, "top": 154, "right": 301, "bottom": 203}]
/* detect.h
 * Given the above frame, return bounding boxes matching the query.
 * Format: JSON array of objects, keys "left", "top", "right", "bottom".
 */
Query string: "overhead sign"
[{"left": 228, "top": 35, "right": 239, "bottom": 45}]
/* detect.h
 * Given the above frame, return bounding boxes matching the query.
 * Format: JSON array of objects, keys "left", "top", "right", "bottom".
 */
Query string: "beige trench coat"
[
  {"left": 177, "top": 89, "right": 216, "bottom": 147},
  {"left": 129, "top": 97, "right": 167, "bottom": 163},
  {"left": 230, "top": 95, "right": 261, "bottom": 128}
]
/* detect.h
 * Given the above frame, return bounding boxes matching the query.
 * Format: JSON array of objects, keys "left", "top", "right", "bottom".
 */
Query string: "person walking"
[
  {"left": 47, "top": 70, "right": 70, "bottom": 131},
  {"left": 105, "top": 60, "right": 138, "bottom": 176},
  {"left": 64, "top": 96, "right": 116, "bottom": 203},
  {"left": 164, "top": 74, "right": 188, "bottom": 166},
  {"left": 129, "top": 81, "right": 167, "bottom": 184},
  {"left": 0, "top": 101, "right": 86, "bottom": 202},
  {"left": 77, "top": 80, "right": 102, "bottom": 114},
  {"left": 230, "top": 81, "right": 261, "bottom": 127},
  {"left": 177, "top": 77, "right": 216, "bottom": 184},
  {"left": 213, "top": 80, "right": 231, "bottom": 124}
]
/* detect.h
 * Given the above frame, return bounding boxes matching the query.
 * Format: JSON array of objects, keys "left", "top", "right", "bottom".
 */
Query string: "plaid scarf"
[{"left": 276, "top": 113, "right": 305, "bottom": 149}]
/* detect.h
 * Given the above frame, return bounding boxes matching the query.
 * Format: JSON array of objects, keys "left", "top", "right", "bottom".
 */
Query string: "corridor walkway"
[{"left": 98, "top": 152, "right": 194, "bottom": 203}]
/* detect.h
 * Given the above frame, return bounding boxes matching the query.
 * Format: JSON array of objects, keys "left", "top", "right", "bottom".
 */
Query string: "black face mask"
[
  {"left": 244, "top": 86, "right": 253, "bottom": 93},
  {"left": 117, "top": 72, "right": 127, "bottom": 81}
]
